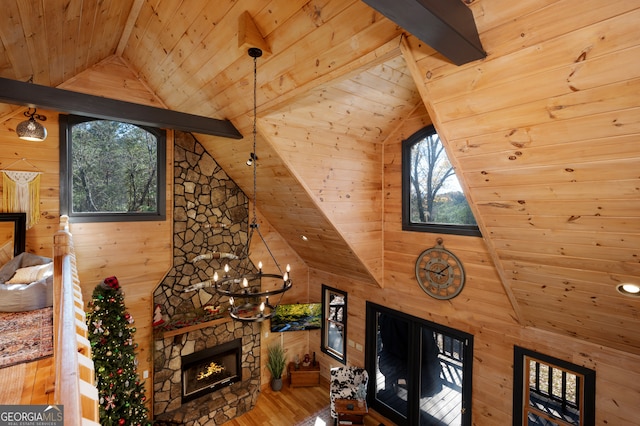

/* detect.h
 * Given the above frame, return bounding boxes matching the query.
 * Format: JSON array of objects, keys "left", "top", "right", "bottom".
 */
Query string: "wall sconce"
[{"left": 16, "top": 108, "right": 47, "bottom": 141}]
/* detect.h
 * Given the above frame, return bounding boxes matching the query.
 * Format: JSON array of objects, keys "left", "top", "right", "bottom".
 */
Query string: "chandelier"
[{"left": 186, "top": 47, "right": 292, "bottom": 322}]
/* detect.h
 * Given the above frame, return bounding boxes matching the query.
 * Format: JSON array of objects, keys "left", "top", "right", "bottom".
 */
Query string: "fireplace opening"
[{"left": 181, "top": 338, "right": 242, "bottom": 403}]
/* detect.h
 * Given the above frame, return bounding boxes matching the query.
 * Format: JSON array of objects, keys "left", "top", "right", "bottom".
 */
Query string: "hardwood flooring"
[
  {"left": 1, "top": 356, "right": 55, "bottom": 405},
  {"left": 10, "top": 359, "right": 331, "bottom": 425},
  {"left": 224, "top": 382, "right": 391, "bottom": 425},
  {"left": 222, "top": 382, "right": 332, "bottom": 426},
  {"left": 12, "top": 361, "right": 389, "bottom": 425}
]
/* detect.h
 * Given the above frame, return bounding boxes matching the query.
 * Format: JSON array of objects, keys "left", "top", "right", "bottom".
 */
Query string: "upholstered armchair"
[{"left": 329, "top": 366, "right": 369, "bottom": 421}]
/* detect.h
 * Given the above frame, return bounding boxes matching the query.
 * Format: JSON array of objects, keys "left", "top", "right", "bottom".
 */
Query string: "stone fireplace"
[
  {"left": 152, "top": 132, "right": 260, "bottom": 425},
  {"left": 153, "top": 319, "right": 259, "bottom": 425}
]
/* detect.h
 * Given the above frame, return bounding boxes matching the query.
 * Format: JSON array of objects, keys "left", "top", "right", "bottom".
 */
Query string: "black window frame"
[
  {"left": 59, "top": 114, "right": 166, "bottom": 223},
  {"left": 513, "top": 345, "right": 596, "bottom": 426},
  {"left": 321, "top": 284, "right": 347, "bottom": 364},
  {"left": 366, "top": 302, "right": 474, "bottom": 425},
  {"left": 402, "top": 125, "right": 481, "bottom": 237}
]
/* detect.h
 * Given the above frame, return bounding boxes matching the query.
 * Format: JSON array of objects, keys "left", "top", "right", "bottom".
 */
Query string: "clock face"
[{"left": 415, "top": 243, "right": 465, "bottom": 300}]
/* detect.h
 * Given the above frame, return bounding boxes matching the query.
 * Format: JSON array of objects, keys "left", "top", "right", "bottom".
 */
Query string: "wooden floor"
[
  {"left": 10, "top": 360, "right": 332, "bottom": 425},
  {"left": 1, "top": 356, "right": 55, "bottom": 405},
  {"left": 222, "top": 382, "right": 332, "bottom": 426},
  {"left": 11, "top": 360, "right": 389, "bottom": 425},
  {"left": 225, "top": 382, "right": 391, "bottom": 426}
]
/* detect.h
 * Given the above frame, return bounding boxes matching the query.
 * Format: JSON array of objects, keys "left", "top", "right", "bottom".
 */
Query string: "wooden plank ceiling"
[{"left": 0, "top": 0, "right": 638, "bottom": 355}]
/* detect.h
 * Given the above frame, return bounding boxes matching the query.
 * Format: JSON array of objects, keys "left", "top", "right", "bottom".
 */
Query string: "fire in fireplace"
[{"left": 181, "top": 338, "right": 242, "bottom": 403}]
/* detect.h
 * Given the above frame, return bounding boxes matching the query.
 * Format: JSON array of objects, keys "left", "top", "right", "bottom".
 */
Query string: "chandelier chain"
[
  {"left": 186, "top": 47, "right": 291, "bottom": 322},
  {"left": 248, "top": 48, "right": 283, "bottom": 274},
  {"left": 252, "top": 53, "right": 258, "bottom": 223}
]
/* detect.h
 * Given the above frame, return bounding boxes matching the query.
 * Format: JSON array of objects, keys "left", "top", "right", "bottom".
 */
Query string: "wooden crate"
[{"left": 288, "top": 362, "right": 320, "bottom": 388}]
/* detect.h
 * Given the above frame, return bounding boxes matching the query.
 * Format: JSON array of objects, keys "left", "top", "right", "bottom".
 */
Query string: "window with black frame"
[
  {"left": 402, "top": 125, "right": 480, "bottom": 237},
  {"left": 366, "top": 302, "right": 473, "bottom": 425},
  {"left": 60, "top": 114, "right": 166, "bottom": 222},
  {"left": 321, "top": 285, "right": 347, "bottom": 364},
  {"left": 513, "top": 346, "right": 595, "bottom": 426}
]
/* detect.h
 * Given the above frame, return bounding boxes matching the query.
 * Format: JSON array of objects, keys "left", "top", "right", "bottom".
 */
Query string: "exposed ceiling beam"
[
  {"left": 362, "top": 0, "right": 486, "bottom": 65},
  {"left": 0, "top": 77, "right": 242, "bottom": 139},
  {"left": 116, "top": 0, "right": 145, "bottom": 56}
]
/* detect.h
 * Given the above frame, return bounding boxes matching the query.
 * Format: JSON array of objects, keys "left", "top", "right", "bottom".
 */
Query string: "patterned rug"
[{"left": 0, "top": 306, "right": 53, "bottom": 368}]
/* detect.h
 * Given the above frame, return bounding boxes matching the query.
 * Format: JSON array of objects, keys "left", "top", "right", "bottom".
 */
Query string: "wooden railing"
[{"left": 53, "top": 216, "right": 100, "bottom": 426}]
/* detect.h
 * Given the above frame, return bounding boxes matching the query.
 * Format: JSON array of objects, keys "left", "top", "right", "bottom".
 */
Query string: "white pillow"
[{"left": 6, "top": 262, "right": 53, "bottom": 284}]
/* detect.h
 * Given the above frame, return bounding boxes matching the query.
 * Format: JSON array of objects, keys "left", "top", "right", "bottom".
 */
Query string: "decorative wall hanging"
[{"left": 2, "top": 158, "right": 42, "bottom": 229}]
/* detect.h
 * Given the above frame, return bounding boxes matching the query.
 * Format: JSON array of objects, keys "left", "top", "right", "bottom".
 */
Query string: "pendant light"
[{"left": 16, "top": 108, "right": 47, "bottom": 141}]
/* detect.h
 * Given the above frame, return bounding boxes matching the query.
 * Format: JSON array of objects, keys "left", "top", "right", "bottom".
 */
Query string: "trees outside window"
[
  {"left": 321, "top": 285, "right": 347, "bottom": 364},
  {"left": 402, "top": 125, "right": 480, "bottom": 236},
  {"left": 60, "top": 114, "right": 166, "bottom": 222},
  {"left": 513, "top": 346, "right": 595, "bottom": 426}
]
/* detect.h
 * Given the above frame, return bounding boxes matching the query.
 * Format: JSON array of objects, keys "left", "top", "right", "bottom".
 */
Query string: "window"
[
  {"left": 60, "top": 114, "right": 166, "bottom": 222},
  {"left": 321, "top": 285, "right": 347, "bottom": 364},
  {"left": 402, "top": 125, "right": 480, "bottom": 236},
  {"left": 513, "top": 346, "right": 595, "bottom": 426},
  {"left": 366, "top": 302, "right": 473, "bottom": 425}
]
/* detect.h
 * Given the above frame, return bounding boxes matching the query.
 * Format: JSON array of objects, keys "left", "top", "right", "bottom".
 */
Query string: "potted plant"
[{"left": 266, "top": 342, "right": 287, "bottom": 391}]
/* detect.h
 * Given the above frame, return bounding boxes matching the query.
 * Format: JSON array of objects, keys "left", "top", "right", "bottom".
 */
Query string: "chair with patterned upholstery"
[{"left": 330, "top": 366, "right": 369, "bottom": 423}]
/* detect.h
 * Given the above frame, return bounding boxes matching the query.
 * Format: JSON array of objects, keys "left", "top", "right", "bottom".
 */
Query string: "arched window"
[
  {"left": 60, "top": 114, "right": 166, "bottom": 222},
  {"left": 402, "top": 125, "right": 480, "bottom": 236}
]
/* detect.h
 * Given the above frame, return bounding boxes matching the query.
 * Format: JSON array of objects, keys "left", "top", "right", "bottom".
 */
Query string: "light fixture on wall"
[
  {"left": 16, "top": 108, "right": 47, "bottom": 141},
  {"left": 187, "top": 47, "right": 292, "bottom": 322}
]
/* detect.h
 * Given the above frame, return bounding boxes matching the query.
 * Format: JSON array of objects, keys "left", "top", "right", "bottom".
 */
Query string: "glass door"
[{"left": 366, "top": 303, "right": 473, "bottom": 425}]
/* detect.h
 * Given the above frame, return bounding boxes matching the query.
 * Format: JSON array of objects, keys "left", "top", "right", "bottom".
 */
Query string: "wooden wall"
[
  {"left": 2, "top": 2, "right": 639, "bottom": 423},
  {"left": 0, "top": 56, "right": 314, "bottom": 409},
  {"left": 251, "top": 208, "right": 314, "bottom": 387},
  {"left": 0, "top": 109, "right": 60, "bottom": 256},
  {"left": 0, "top": 57, "right": 173, "bottom": 409},
  {"left": 306, "top": 103, "right": 640, "bottom": 425},
  {"left": 399, "top": 0, "right": 640, "bottom": 355}
]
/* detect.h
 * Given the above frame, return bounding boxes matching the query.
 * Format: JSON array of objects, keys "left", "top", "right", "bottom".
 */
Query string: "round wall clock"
[{"left": 415, "top": 238, "right": 465, "bottom": 300}]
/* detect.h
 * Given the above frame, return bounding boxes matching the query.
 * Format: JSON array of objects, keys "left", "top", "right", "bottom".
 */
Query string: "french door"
[{"left": 365, "top": 302, "right": 473, "bottom": 425}]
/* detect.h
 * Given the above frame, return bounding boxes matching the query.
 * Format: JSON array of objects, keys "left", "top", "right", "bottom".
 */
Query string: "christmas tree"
[{"left": 86, "top": 276, "right": 151, "bottom": 426}]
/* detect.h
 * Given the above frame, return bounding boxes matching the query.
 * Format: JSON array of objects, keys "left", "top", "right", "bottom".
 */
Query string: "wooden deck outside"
[{"left": 374, "top": 355, "right": 464, "bottom": 425}]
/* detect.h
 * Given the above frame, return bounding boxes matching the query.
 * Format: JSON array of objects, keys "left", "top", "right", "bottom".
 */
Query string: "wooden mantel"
[{"left": 156, "top": 316, "right": 232, "bottom": 339}]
